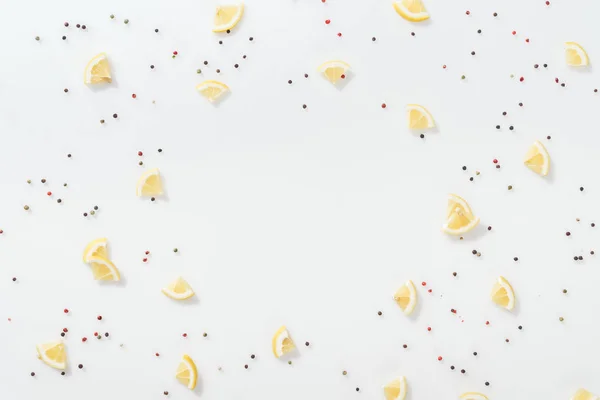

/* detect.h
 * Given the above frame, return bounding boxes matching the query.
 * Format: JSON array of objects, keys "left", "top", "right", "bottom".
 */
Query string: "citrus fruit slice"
[
  {"left": 491, "top": 276, "right": 515, "bottom": 310},
  {"left": 213, "top": 4, "right": 244, "bottom": 32},
  {"left": 176, "top": 354, "right": 198, "bottom": 389},
  {"left": 136, "top": 168, "right": 164, "bottom": 197},
  {"left": 460, "top": 393, "right": 489, "bottom": 400},
  {"left": 565, "top": 42, "right": 589, "bottom": 66},
  {"left": 318, "top": 60, "right": 351, "bottom": 85},
  {"left": 82, "top": 238, "right": 108, "bottom": 263},
  {"left": 393, "top": 280, "right": 417, "bottom": 315},
  {"left": 84, "top": 53, "right": 112, "bottom": 84},
  {"left": 162, "top": 277, "right": 195, "bottom": 300},
  {"left": 524, "top": 140, "right": 550, "bottom": 176},
  {"left": 383, "top": 376, "right": 407, "bottom": 400},
  {"left": 88, "top": 256, "right": 120, "bottom": 281},
  {"left": 407, "top": 104, "right": 435, "bottom": 129},
  {"left": 442, "top": 194, "right": 480, "bottom": 235},
  {"left": 36, "top": 341, "right": 67, "bottom": 370},
  {"left": 393, "top": 0, "right": 430, "bottom": 22},
  {"left": 272, "top": 326, "right": 295, "bottom": 358},
  {"left": 196, "top": 80, "right": 229, "bottom": 102},
  {"left": 572, "top": 389, "right": 599, "bottom": 400}
]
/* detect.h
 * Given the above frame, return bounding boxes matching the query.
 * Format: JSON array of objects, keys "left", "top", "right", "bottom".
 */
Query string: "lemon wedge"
[
  {"left": 196, "top": 80, "right": 229, "bottom": 103},
  {"left": 213, "top": 4, "right": 244, "bottom": 32},
  {"left": 572, "top": 389, "right": 599, "bottom": 400},
  {"left": 176, "top": 354, "right": 198, "bottom": 390},
  {"left": 36, "top": 341, "right": 67, "bottom": 370},
  {"left": 162, "top": 277, "right": 195, "bottom": 300},
  {"left": 88, "top": 256, "right": 120, "bottom": 281},
  {"left": 83, "top": 238, "right": 108, "bottom": 263},
  {"left": 84, "top": 53, "right": 112, "bottom": 84},
  {"left": 565, "top": 42, "right": 589, "bottom": 66},
  {"left": 393, "top": 280, "right": 417, "bottom": 315},
  {"left": 318, "top": 60, "right": 351, "bottom": 85},
  {"left": 491, "top": 276, "right": 515, "bottom": 310},
  {"left": 136, "top": 168, "right": 164, "bottom": 197},
  {"left": 524, "top": 140, "right": 550, "bottom": 176},
  {"left": 393, "top": 0, "right": 430, "bottom": 22},
  {"left": 272, "top": 326, "right": 295, "bottom": 358},
  {"left": 442, "top": 194, "right": 479, "bottom": 235},
  {"left": 407, "top": 104, "right": 435, "bottom": 129},
  {"left": 460, "top": 393, "right": 489, "bottom": 400},
  {"left": 383, "top": 376, "right": 407, "bottom": 400}
]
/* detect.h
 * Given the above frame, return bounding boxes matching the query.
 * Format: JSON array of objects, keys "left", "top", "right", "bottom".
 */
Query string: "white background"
[{"left": 1, "top": 0, "right": 600, "bottom": 399}]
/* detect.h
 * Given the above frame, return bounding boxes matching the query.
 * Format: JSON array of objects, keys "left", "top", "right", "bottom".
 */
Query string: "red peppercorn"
[
  {"left": 325, "top": 19, "right": 330, "bottom": 24},
  {"left": 182, "top": 333, "right": 188, "bottom": 338},
  {"left": 525, "top": 38, "right": 530, "bottom": 43},
  {"left": 138, "top": 151, "right": 143, "bottom": 156},
  {"left": 132, "top": 93, "right": 137, "bottom": 99},
  {"left": 381, "top": 103, "right": 386, "bottom": 109},
  {"left": 442, "top": 65, "right": 446, "bottom": 69},
  {"left": 0, "top": 229, "right": 3, "bottom": 234},
  {"left": 47, "top": 191, "right": 52, "bottom": 196},
  {"left": 340, "top": 74, "right": 346, "bottom": 79},
  {"left": 155, "top": 352, "right": 160, "bottom": 357},
  {"left": 94, "top": 332, "right": 98, "bottom": 336},
  {"left": 493, "top": 159, "right": 498, "bottom": 164},
  {"left": 465, "top": 10, "right": 470, "bottom": 15},
  {"left": 438, "top": 356, "right": 442, "bottom": 361},
  {"left": 145, "top": 250, "right": 150, "bottom": 255},
  {"left": 519, "top": 77, "right": 524, "bottom": 82},
  {"left": 427, "top": 327, "right": 432, "bottom": 331},
  {"left": 546, "top": 1, "right": 550, "bottom": 4},
  {"left": 64, "top": 309, "right": 69, "bottom": 314},
  {"left": 512, "top": 31, "right": 516, "bottom": 35},
  {"left": 421, "top": 282, "right": 426, "bottom": 286},
  {"left": 143, "top": 258, "right": 148, "bottom": 262},
  {"left": 428, "top": 289, "right": 432, "bottom": 293},
  {"left": 486, "top": 321, "right": 490, "bottom": 325},
  {"left": 322, "top": 0, "right": 326, "bottom": 2},
  {"left": 337, "top": 32, "right": 342, "bottom": 37},
  {"left": 173, "top": 51, "right": 178, "bottom": 55},
  {"left": 63, "top": 328, "right": 68, "bottom": 333},
  {"left": 82, "top": 337, "right": 87, "bottom": 342},
  {"left": 555, "top": 78, "right": 559, "bottom": 83},
  {"left": 97, "top": 315, "right": 102, "bottom": 320}
]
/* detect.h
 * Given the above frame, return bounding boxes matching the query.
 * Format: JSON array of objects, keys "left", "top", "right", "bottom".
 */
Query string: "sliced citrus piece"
[
  {"left": 393, "top": 0, "right": 430, "bottom": 22},
  {"left": 491, "top": 276, "right": 515, "bottom": 310},
  {"left": 565, "top": 42, "right": 589, "bottom": 66},
  {"left": 176, "top": 354, "right": 198, "bottom": 390},
  {"left": 36, "top": 341, "right": 66, "bottom": 370},
  {"left": 88, "top": 256, "right": 120, "bottom": 281},
  {"left": 162, "top": 277, "right": 195, "bottom": 300},
  {"left": 383, "top": 376, "right": 407, "bottom": 400},
  {"left": 393, "top": 280, "right": 417, "bottom": 315},
  {"left": 524, "top": 140, "right": 550, "bottom": 176},
  {"left": 196, "top": 80, "right": 229, "bottom": 102},
  {"left": 407, "top": 104, "right": 435, "bottom": 129},
  {"left": 318, "top": 60, "right": 351, "bottom": 85},
  {"left": 82, "top": 238, "right": 108, "bottom": 263},
  {"left": 84, "top": 53, "right": 112, "bottom": 84},
  {"left": 442, "top": 194, "right": 480, "bottom": 235},
  {"left": 460, "top": 392, "right": 489, "bottom": 400},
  {"left": 272, "top": 326, "right": 295, "bottom": 358},
  {"left": 136, "top": 168, "right": 164, "bottom": 197},
  {"left": 572, "top": 389, "right": 599, "bottom": 400},
  {"left": 212, "top": 4, "right": 244, "bottom": 32}
]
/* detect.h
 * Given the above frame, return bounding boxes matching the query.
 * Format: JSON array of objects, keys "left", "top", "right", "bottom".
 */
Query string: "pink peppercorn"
[
  {"left": 155, "top": 353, "right": 160, "bottom": 357},
  {"left": 520, "top": 77, "right": 524, "bottom": 82},
  {"left": 337, "top": 32, "right": 342, "bottom": 37},
  {"left": 438, "top": 356, "right": 442, "bottom": 361},
  {"left": 512, "top": 31, "right": 516, "bottom": 35},
  {"left": 138, "top": 151, "right": 143, "bottom": 156},
  {"left": 82, "top": 337, "right": 87, "bottom": 342},
  {"left": 466, "top": 10, "right": 470, "bottom": 15},
  {"left": 486, "top": 321, "right": 490, "bottom": 325},
  {"left": 525, "top": 38, "right": 530, "bottom": 43},
  {"left": 143, "top": 258, "right": 148, "bottom": 262},
  {"left": 428, "top": 289, "right": 432, "bottom": 293},
  {"left": 97, "top": 315, "right": 102, "bottom": 320},
  {"left": 493, "top": 159, "right": 498, "bottom": 164},
  {"left": 47, "top": 191, "right": 52, "bottom": 196},
  {"left": 182, "top": 333, "right": 188, "bottom": 338},
  {"left": 145, "top": 251, "right": 150, "bottom": 255},
  {"left": 427, "top": 327, "right": 432, "bottom": 331},
  {"left": 381, "top": 103, "right": 386, "bottom": 109},
  {"left": 63, "top": 328, "right": 68, "bottom": 333},
  {"left": 325, "top": 19, "right": 330, "bottom": 24},
  {"left": 173, "top": 51, "right": 178, "bottom": 55},
  {"left": 546, "top": 1, "right": 550, "bottom": 4},
  {"left": 64, "top": 309, "right": 69, "bottom": 314},
  {"left": 421, "top": 282, "right": 426, "bottom": 286},
  {"left": 340, "top": 74, "right": 346, "bottom": 79},
  {"left": 132, "top": 94, "right": 137, "bottom": 99}
]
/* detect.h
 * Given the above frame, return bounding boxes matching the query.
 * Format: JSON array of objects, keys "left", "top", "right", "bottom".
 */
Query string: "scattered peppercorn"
[
  {"left": 124, "top": 19, "right": 129, "bottom": 24},
  {"left": 78, "top": 364, "right": 83, "bottom": 369},
  {"left": 61, "top": 372, "right": 66, "bottom": 376},
  {"left": 450, "top": 366, "right": 455, "bottom": 370},
  {"left": 62, "top": 36, "right": 67, "bottom": 40},
  {"left": 203, "top": 332, "right": 207, "bottom": 337},
  {"left": 461, "top": 369, "right": 466, "bottom": 374},
  {"left": 31, "top": 372, "right": 35, "bottom": 377},
  {"left": 377, "top": 311, "right": 382, "bottom": 316}
]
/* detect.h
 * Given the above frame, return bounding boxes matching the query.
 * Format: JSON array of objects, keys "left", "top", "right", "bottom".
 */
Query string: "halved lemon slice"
[
  {"left": 88, "top": 256, "right": 120, "bottom": 281},
  {"left": 82, "top": 238, "right": 108, "bottom": 263},
  {"left": 383, "top": 376, "right": 407, "bottom": 400},
  {"left": 36, "top": 341, "right": 66, "bottom": 370},
  {"left": 162, "top": 277, "right": 195, "bottom": 300},
  {"left": 460, "top": 393, "right": 489, "bottom": 400},
  {"left": 393, "top": 280, "right": 417, "bottom": 315},
  {"left": 524, "top": 140, "right": 550, "bottom": 176},
  {"left": 491, "top": 276, "right": 515, "bottom": 310},
  {"left": 136, "top": 168, "right": 164, "bottom": 197},
  {"left": 196, "top": 80, "right": 229, "bottom": 102},
  {"left": 176, "top": 354, "right": 198, "bottom": 390},
  {"left": 84, "top": 53, "right": 112, "bottom": 84},
  {"left": 572, "top": 389, "right": 599, "bottom": 400},
  {"left": 565, "top": 42, "right": 589, "bottom": 66},
  {"left": 407, "top": 104, "right": 435, "bottom": 129},
  {"left": 272, "top": 326, "right": 295, "bottom": 358},
  {"left": 393, "top": 0, "right": 430, "bottom": 22},
  {"left": 318, "top": 60, "right": 351, "bottom": 85},
  {"left": 442, "top": 194, "right": 480, "bottom": 235},
  {"left": 213, "top": 4, "right": 244, "bottom": 32}
]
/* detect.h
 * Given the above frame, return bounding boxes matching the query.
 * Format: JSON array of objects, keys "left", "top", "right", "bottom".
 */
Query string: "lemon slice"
[
  {"left": 393, "top": 280, "right": 417, "bottom": 315},
  {"left": 212, "top": 4, "right": 244, "bottom": 32},
  {"left": 524, "top": 140, "right": 550, "bottom": 176},
  {"left": 196, "top": 80, "right": 229, "bottom": 103},
  {"left": 565, "top": 42, "right": 589, "bottom": 66},
  {"left": 491, "top": 276, "right": 515, "bottom": 310},
  {"left": 460, "top": 393, "right": 489, "bottom": 400},
  {"left": 383, "top": 376, "right": 407, "bottom": 400},
  {"left": 162, "top": 277, "right": 195, "bottom": 300},
  {"left": 36, "top": 341, "right": 66, "bottom": 370},
  {"left": 272, "top": 326, "right": 295, "bottom": 358},
  {"left": 318, "top": 60, "right": 351, "bottom": 85},
  {"left": 393, "top": 0, "right": 430, "bottom": 22},
  {"left": 407, "top": 104, "right": 435, "bottom": 129},
  {"left": 572, "top": 389, "right": 599, "bottom": 400},
  {"left": 82, "top": 238, "right": 108, "bottom": 263},
  {"left": 176, "top": 354, "right": 198, "bottom": 390},
  {"left": 88, "top": 256, "right": 120, "bottom": 281},
  {"left": 136, "top": 168, "right": 164, "bottom": 197},
  {"left": 442, "top": 194, "right": 480, "bottom": 235},
  {"left": 84, "top": 53, "right": 112, "bottom": 84}
]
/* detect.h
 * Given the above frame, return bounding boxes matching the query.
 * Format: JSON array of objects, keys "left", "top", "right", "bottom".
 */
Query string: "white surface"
[{"left": 1, "top": 0, "right": 600, "bottom": 399}]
